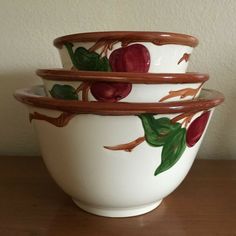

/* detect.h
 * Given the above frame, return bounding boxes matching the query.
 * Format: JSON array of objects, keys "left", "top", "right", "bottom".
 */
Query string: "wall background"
[{"left": 0, "top": 0, "right": 235, "bottom": 159}]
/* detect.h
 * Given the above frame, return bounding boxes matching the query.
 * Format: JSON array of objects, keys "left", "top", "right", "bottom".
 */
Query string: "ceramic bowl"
[
  {"left": 36, "top": 69, "right": 208, "bottom": 103},
  {"left": 53, "top": 31, "right": 198, "bottom": 73},
  {"left": 14, "top": 86, "right": 224, "bottom": 217}
]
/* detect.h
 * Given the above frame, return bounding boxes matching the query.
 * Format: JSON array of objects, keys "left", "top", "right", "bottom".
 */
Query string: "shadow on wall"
[
  {"left": 0, "top": 70, "right": 41, "bottom": 156},
  {"left": 208, "top": 93, "right": 236, "bottom": 160},
  {"left": 197, "top": 41, "right": 236, "bottom": 160}
]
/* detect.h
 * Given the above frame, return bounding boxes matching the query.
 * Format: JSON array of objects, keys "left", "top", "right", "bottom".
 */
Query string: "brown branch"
[
  {"left": 171, "top": 112, "right": 196, "bottom": 124},
  {"left": 108, "top": 40, "right": 119, "bottom": 50},
  {"left": 121, "top": 40, "right": 132, "bottom": 47},
  {"left": 173, "top": 108, "right": 207, "bottom": 127},
  {"left": 104, "top": 40, "right": 119, "bottom": 57},
  {"left": 89, "top": 40, "right": 119, "bottom": 57},
  {"left": 159, "top": 83, "right": 203, "bottom": 102},
  {"left": 29, "top": 112, "right": 76, "bottom": 127},
  {"left": 99, "top": 43, "right": 109, "bottom": 57},
  {"left": 76, "top": 82, "right": 85, "bottom": 93},
  {"left": 88, "top": 40, "right": 106, "bottom": 52},
  {"left": 192, "top": 83, "right": 204, "bottom": 99},
  {"left": 104, "top": 136, "right": 145, "bottom": 152},
  {"left": 103, "top": 102, "right": 205, "bottom": 152},
  {"left": 181, "top": 114, "right": 195, "bottom": 127},
  {"left": 177, "top": 53, "right": 190, "bottom": 64},
  {"left": 76, "top": 82, "right": 91, "bottom": 101}
]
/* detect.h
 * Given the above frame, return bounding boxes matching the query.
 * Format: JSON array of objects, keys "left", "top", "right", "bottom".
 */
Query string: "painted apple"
[
  {"left": 186, "top": 111, "right": 211, "bottom": 147},
  {"left": 90, "top": 82, "right": 132, "bottom": 102},
  {"left": 109, "top": 44, "right": 150, "bottom": 72}
]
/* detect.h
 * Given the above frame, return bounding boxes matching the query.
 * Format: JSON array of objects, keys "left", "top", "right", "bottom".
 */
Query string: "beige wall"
[{"left": 0, "top": 0, "right": 235, "bottom": 158}]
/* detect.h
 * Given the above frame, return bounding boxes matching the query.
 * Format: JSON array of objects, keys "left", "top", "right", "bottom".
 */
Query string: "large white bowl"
[
  {"left": 37, "top": 69, "right": 208, "bottom": 103},
  {"left": 14, "top": 86, "right": 224, "bottom": 217},
  {"left": 53, "top": 31, "right": 198, "bottom": 73}
]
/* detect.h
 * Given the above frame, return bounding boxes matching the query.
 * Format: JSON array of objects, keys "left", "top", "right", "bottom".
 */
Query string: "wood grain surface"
[{"left": 0, "top": 157, "right": 235, "bottom": 236}]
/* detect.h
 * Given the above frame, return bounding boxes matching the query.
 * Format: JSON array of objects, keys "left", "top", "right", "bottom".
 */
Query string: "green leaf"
[
  {"left": 64, "top": 43, "right": 80, "bottom": 69},
  {"left": 50, "top": 84, "right": 78, "bottom": 100},
  {"left": 98, "top": 56, "right": 112, "bottom": 71},
  {"left": 154, "top": 128, "right": 186, "bottom": 175},
  {"left": 64, "top": 44, "right": 111, "bottom": 71},
  {"left": 74, "top": 47, "right": 99, "bottom": 70},
  {"left": 139, "top": 114, "right": 181, "bottom": 147}
]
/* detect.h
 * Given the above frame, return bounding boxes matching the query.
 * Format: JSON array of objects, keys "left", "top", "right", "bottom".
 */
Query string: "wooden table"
[{"left": 0, "top": 157, "right": 235, "bottom": 236}]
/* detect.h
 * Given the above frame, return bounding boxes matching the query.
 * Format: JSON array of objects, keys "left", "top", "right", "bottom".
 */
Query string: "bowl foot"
[{"left": 72, "top": 199, "right": 162, "bottom": 217}]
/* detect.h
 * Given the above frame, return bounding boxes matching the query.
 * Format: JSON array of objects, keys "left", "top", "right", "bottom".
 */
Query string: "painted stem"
[
  {"left": 29, "top": 112, "right": 76, "bottom": 127},
  {"left": 88, "top": 40, "right": 119, "bottom": 57},
  {"left": 104, "top": 136, "right": 145, "bottom": 152},
  {"left": 99, "top": 43, "right": 109, "bottom": 57},
  {"left": 104, "top": 109, "right": 202, "bottom": 152},
  {"left": 88, "top": 40, "right": 107, "bottom": 52},
  {"left": 109, "top": 40, "right": 119, "bottom": 50},
  {"left": 104, "top": 112, "right": 196, "bottom": 152},
  {"left": 171, "top": 112, "right": 196, "bottom": 124},
  {"left": 76, "top": 82, "right": 91, "bottom": 101},
  {"left": 193, "top": 83, "right": 204, "bottom": 99},
  {"left": 159, "top": 83, "right": 203, "bottom": 102},
  {"left": 182, "top": 114, "right": 195, "bottom": 127},
  {"left": 177, "top": 53, "right": 190, "bottom": 64}
]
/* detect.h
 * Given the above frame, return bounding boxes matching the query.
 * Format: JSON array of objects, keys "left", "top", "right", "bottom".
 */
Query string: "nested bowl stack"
[{"left": 14, "top": 31, "right": 224, "bottom": 217}]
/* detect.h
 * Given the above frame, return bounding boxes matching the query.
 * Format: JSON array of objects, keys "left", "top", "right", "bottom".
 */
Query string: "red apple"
[
  {"left": 90, "top": 82, "right": 132, "bottom": 102},
  {"left": 186, "top": 111, "right": 211, "bottom": 147},
  {"left": 109, "top": 44, "right": 150, "bottom": 72}
]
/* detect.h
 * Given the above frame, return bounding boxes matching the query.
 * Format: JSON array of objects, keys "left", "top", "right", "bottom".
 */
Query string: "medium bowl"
[
  {"left": 53, "top": 31, "right": 198, "bottom": 73},
  {"left": 14, "top": 86, "right": 224, "bottom": 217},
  {"left": 36, "top": 69, "right": 208, "bottom": 103}
]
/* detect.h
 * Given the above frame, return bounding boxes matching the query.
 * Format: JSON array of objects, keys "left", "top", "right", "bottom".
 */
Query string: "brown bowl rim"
[
  {"left": 36, "top": 69, "right": 208, "bottom": 84},
  {"left": 14, "top": 86, "right": 224, "bottom": 116},
  {"left": 53, "top": 31, "right": 199, "bottom": 49}
]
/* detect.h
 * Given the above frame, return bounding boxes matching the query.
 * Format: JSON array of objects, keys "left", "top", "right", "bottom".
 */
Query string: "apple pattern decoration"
[
  {"left": 50, "top": 41, "right": 151, "bottom": 101},
  {"left": 29, "top": 107, "right": 211, "bottom": 175},
  {"left": 104, "top": 111, "right": 211, "bottom": 175},
  {"left": 32, "top": 38, "right": 211, "bottom": 175},
  {"left": 143, "top": 111, "right": 211, "bottom": 175},
  {"left": 64, "top": 42, "right": 112, "bottom": 72},
  {"left": 109, "top": 44, "right": 150, "bottom": 73},
  {"left": 186, "top": 110, "right": 210, "bottom": 147},
  {"left": 90, "top": 82, "right": 132, "bottom": 102},
  {"left": 49, "top": 41, "right": 198, "bottom": 102}
]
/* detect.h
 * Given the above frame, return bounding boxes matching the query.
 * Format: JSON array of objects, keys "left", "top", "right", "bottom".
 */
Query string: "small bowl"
[
  {"left": 14, "top": 85, "right": 224, "bottom": 217},
  {"left": 53, "top": 31, "right": 198, "bottom": 73},
  {"left": 36, "top": 69, "right": 208, "bottom": 103}
]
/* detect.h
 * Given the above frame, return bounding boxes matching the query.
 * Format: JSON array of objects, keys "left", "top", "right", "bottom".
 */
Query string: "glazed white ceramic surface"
[
  {"left": 16, "top": 86, "right": 217, "bottom": 217},
  {"left": 59, "top": 42, "right": 193, "bottom": 73},
  {"left": 43, "top": 79, "right": 203, "bottom": 103},
  {"left": 29, "top": 108, "right": 212, "bottom": 217}
]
